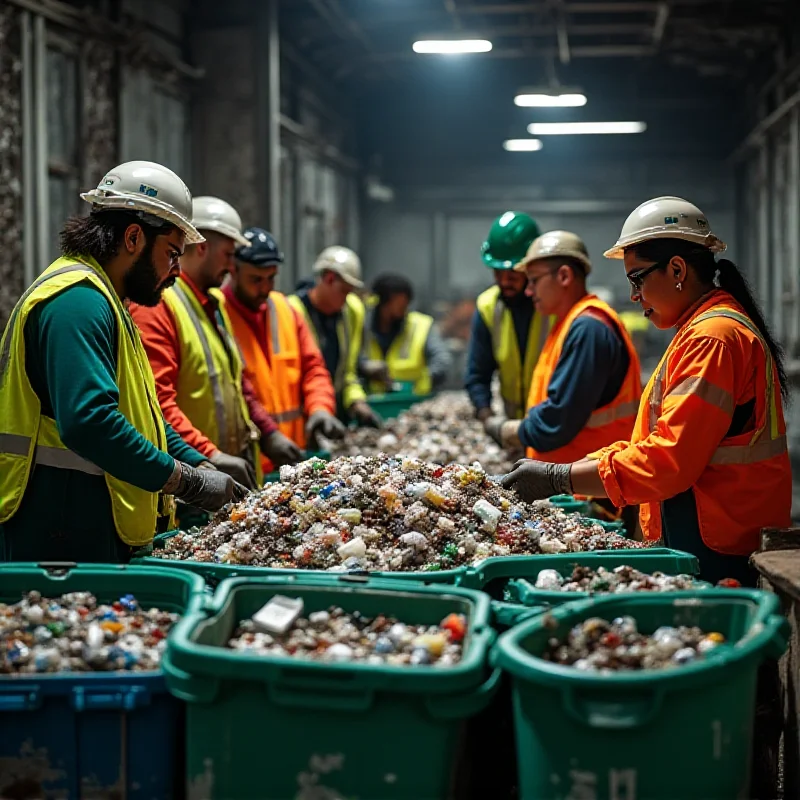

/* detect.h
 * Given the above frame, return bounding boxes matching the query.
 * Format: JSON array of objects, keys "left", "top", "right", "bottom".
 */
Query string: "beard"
[{"left": 124, "top": 239, "right": 175, "bottom": 306}]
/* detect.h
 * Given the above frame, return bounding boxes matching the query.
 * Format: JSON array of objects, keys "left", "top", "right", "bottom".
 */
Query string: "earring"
[{"left": 676, "top": 282, "right": 682, "bottom": 292}]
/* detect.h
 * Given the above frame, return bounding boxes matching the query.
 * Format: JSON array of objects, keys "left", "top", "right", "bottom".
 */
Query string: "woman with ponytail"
[{"left": 501, "top": 196, "right": 792, "bottom": 584}]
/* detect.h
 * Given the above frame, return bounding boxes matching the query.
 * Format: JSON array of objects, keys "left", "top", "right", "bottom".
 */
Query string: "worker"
[
  {"left": 289, "top": 246, "right": 382, "bottom": 428},
  {"left": 131, "top": 197, "right": 303, "bottom": 493},
  {"left": 500, "top": 197, "right": 792, "bottom": 585},
  {"left": 361, "top": 273, "right": 451, "bottom": 394},
  {"left": 222, "top": 227, "right": 345, "bottom": 473},
  {"left": 0, "top": 161, "right": 247, "bottom": 562},
  {"left": 465, "top": 211, "right": 550, "bottom": 421},
  {"left": 485, "top": 230, "right": 641, "bottom": 456}
]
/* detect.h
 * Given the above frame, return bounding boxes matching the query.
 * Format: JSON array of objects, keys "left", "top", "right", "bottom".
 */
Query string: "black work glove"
[
  {"left": 305, "top": 410, "right": 346, "bottom": 448},
  {"left": 209, "top": 451, "right": 258, "bottom": 490},
  {"left": 500, "top": 459, "right": 572, "bottom": 503},
  {"left": 168, "top": 462, "right": 249, "bottom": 511},
  {"left": 359, "top": 359, "right": 391, "bottom": 384},
  {"left": 350, "top": 400, "right": 383, "bottom": 429},
  {"left": 261, "top": 430, "right": 303, "bottom": 467}
]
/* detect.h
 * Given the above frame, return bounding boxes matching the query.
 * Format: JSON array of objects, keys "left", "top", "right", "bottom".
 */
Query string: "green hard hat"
[{"left": 481, "top": 211, "right": 542, "bottom": 269}]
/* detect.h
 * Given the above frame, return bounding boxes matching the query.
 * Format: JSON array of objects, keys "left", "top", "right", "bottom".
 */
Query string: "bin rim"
[
  {"left": 165, "top": 575, "right": 494, "bottom": 694},
  {"left": 493, "top": 588, "right": 784, "bottom": 689}
]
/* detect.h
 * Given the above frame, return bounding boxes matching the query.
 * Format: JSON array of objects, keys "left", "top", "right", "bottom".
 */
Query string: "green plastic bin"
[
  {"left": 366, "top": 390, "right": 433, "bottom": 421},
  {"left": 548, "top": 494, "right": 591, "bottom": 516},
  {"left": 0, "top": 563, "right": 206, "bottom": 800},
  {"left": 163, "top": 574, "right": 499, "bottom": 799},
  {"left": 494, "top": 589, "right": 788, "bottom": 800},
  {"left": 133, "top": 529, "right": 468, "bottom": 586}
]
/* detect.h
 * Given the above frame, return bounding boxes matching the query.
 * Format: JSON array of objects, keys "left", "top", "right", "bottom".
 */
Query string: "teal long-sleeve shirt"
[{"left": 0, "top": 282, "right": 206, "bottom": 562}]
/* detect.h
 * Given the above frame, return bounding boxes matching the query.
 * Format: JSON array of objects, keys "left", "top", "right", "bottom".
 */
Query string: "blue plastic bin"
[{"left": 0, "top": 563, "right": 205, "bottom": 800}]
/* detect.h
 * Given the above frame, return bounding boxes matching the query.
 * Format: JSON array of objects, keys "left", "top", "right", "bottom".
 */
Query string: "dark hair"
[
  {"left": 60, "top": 210, "right": 176, "bottom": 267},
  {"left": 372, "top": 273, "right": 414, "bottom": 306},
  {"left": 631, "top": 238, "right": 788, "bottom": 401}
]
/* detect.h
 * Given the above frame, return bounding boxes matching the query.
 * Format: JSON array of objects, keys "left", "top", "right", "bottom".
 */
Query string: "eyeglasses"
[
  {"left": 526, "top": 268, "right": 559, "bottom": 289},
  {"left": 626, "top": 259, "right": 668, "bottom": 293}
]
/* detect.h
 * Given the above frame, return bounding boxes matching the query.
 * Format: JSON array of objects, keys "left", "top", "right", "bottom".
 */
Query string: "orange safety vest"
[
  {"left": 526, "top": 294, "right": 642, "bottom": 463},
  {"left": 634, "top": 295, "right": 791, "bottom": 554},
  {"left": 226, "top": 291, "right": 304, "bottom": 474}
]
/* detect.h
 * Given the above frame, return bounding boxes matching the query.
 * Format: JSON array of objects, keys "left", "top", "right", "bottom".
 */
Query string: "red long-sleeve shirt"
[
  {"left": 221, "top": 284, "right": 336, "bottom": 416},
  {"left": 130, "top": 275, "right": 277, "bottom": 458}
]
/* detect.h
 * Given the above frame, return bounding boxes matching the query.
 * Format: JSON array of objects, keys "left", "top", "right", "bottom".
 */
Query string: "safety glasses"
[{"left": 626, "top": 259, "right": 668, "bottom": 293}]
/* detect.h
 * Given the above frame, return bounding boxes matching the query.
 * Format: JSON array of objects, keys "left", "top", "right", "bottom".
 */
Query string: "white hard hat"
[
  {"left": 80, "top": 160, "right": 204, "bottom": 244},
  {"left": 516, "top": 230, "right": 592, "bottom": 275},
  {"left": 313, "top": 246, "right": 364, "bottom": 288},
  {"left": 191, "top": 196, "right": 250, "bottom": 248},
  {"left": 604, "top": 196, "right": 726, "bottom": 259}
]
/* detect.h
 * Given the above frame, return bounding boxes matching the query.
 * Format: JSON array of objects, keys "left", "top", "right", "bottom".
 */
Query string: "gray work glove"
[
  {"left": 476, "top": 407, "right": 493, "bottom": 423},
  {"left": 165, "top": 461, "right": 248, "bottom": 512},
  {"left": 360, "top": 359, "right": 391, "bottom": 385},
  {"left": 261, "top": 430, "right": 303, "bottom": 467},
  {"left": 350, "top": 400, "right": 383, "bottom": 429},
  {"left": 484, "top": 416, "right": 522, "bottom": 449},
  {"left": 305, "top": 410, "right": 346, "bottom": 449},
  {"left": 500, "top": 459, "right": 572, "bottom": 503},
  {"left": 210, "top": 450, "right": 258, "bottom": 490}
]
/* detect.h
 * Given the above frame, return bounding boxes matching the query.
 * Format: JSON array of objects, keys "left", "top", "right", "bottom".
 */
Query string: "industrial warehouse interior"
[{"left": 2, "top": 1, "right": 800, "bottom": 798}]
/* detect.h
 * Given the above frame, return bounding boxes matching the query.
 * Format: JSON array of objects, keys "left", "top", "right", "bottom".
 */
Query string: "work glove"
[
  {"left": 500, "top": 459, "right": 572, "bottom": 503},
  {"left": 261, "top": 430, "right": 303, "bottom": 467},
  {"left": 350, "top": 400, "right": 384, "bottom": 429},
  {"left": 360, "top": 359, "right": 391, "bottom": 385},
  {"left": 475, "top": 407, "right": 493, "bottom": 423},
  {"left": 209, "top": 450, "right": 258, "bottom": 490},
  {"left": 484, "top": 416, "right": 522, "bottom": 449},
  {"left": 305, "top": 410, "right": 346, "bottom": 448},
  {"left": 164, "top": 461, "right": 249, "bottom": 512}
]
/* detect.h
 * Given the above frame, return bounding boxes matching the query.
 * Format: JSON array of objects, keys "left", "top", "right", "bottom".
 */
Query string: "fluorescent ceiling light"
[
  {"left": 412, "top": 39, "right": 493, "bottom": 54},
  {"left": 527, "top": 121, "right": 646, "bottom": 135},
  {"left": 503, "top": 139, "right": 543, "bottom": 152},
  {"left": 515, "top": 93, "right": 587, "bottom": 107}
]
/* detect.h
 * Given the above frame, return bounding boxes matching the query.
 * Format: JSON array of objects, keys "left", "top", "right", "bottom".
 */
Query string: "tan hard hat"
[
  {"left": 80, "top": 160, "right": 204, "bottom": 244},
  {"left": 313, "top": 246, "right": 364, "bottom": 288},
  {"left": 604, "top": 196, "right": 726, "bottom": 259},
  {"left": 516, "top": 230, "right": 592, "bottom": 275},
  {"left": 191, "top": 196, "right": 250, "bottom": 248}
]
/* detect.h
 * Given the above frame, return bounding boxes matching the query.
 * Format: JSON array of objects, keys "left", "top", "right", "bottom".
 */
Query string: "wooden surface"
[
  {"left": 753, "top": 550, "right": 800, "bottom": 598},
  {"left": 753, "top": 550, "right": 800, "bottom": 800}
]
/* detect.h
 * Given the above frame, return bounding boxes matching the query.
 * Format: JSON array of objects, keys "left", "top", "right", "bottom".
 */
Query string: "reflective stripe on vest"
[
  {"left": 647, "top": 306, "right": 786, "bottom": 466},
  {"left": 585, "top": 399, "right": 641, "bottom": 429},
  {"left": 0, "top": 257, "right": 171, "bottom": 544},
  {"left": 172, "top": 280, "right": 230, "bottom": 449},
  {"left": 476, "top": 286, "right": 549, "bottom": 419}
]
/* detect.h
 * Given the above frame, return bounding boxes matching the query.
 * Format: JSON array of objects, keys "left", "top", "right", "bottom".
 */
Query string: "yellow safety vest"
[
  {"left": 362, "top": 310, "right": 433, "bottom": 395},
  {"left": 161, "top": 278, "right": 261, "bottom": 481},
  {"left": 288, "top": 291, "right": 367, "bottom": 410},
  {"left": 0, "top": 256, "right": 172, "bottom": 546},
  {"left": 476, "top": 285, "right": 551, "bottom": 419}
]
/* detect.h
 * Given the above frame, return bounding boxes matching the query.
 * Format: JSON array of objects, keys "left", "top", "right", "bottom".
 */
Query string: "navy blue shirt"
[
  {"left": 465, "top": 291, "right": 534, "bottom": 411},
  {"left": 518, "top": 314, "right": 630, "bottom": 452},
  {"left": 296, "top": 286, "right": 341, "bottom": 381}
]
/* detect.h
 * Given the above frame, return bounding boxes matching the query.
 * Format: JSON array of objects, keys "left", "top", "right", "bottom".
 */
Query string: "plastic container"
[
  {"left": 548, "top": 494, "right": 591, "bottom": 516},
  {"left": 0, "top": 563, "right": 206, "bottom": 800},
  {"left": 494, "top": 589, "right": 788, "bottom": 800},
  {"left": 133, "top": 530, "right": 468, "bottom": 587},
  {"left": 164, "top": 574, "right": 499, "bottom": 799},
  {"left": 366, "top": 390, "right": 433, "bottom": 421},
  {"left": 263, "top": 449, "right": 330, "bottom": 484}
]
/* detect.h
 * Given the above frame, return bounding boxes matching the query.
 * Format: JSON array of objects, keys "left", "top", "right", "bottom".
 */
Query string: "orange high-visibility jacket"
[
  {"left": 525, "top": 294, "right": 642, "bottom": 463},
  {"left": 592, "top": 290, "right": 791, "bottom": 555},
  {"left": 225, "top": 291, "right": 335, "bottom": 473}
]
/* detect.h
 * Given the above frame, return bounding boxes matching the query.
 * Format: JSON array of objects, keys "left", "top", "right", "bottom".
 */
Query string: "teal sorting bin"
[
  {"left": 164, "top": 574, "right": 498, "bottom": 799},
  {"left": 494, "top": 589, "right": 788, "bottom": 800}
]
